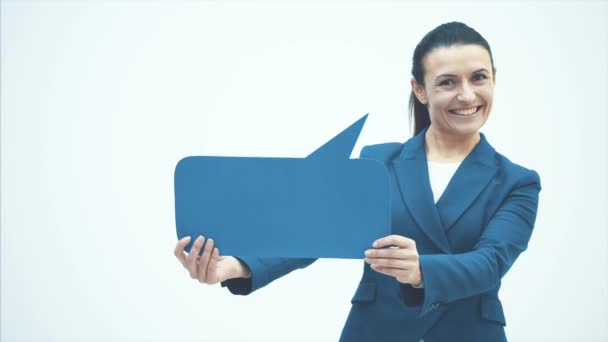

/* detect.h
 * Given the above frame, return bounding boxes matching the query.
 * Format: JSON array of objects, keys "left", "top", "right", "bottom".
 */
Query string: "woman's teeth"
[{"left": 449, "top": 106, "right": 481, "bottom": 116}]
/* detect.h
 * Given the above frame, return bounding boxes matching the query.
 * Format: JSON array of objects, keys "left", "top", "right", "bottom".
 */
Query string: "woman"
[{"left": 174, "top": 21, "right": 541, "bottom": 342}]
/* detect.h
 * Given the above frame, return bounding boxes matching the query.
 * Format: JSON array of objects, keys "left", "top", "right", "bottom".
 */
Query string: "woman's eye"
[{"left": 439, "top": 75, "right": 486, "bottom": 86}]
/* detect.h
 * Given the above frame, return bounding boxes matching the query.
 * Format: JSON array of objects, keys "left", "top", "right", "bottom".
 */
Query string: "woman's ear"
[{"left": 410, "top": 79, "right": 427, "bottom": 105}]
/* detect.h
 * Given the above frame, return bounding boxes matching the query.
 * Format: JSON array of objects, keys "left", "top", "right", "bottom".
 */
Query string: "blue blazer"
[{"left": 222, "top": 127, "right": 541, "bottom": 342}]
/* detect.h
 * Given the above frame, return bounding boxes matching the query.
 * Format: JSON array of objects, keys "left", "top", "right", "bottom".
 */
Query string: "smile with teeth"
[{"left": 449, "top": 106, "right": 482, "bottom": 116}]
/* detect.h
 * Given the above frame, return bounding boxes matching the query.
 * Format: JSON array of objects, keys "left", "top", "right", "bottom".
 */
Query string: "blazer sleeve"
[
  {"left": 404, "top": 168, "right": 541, "bottom": 317},
  {"left": 221, "top": 257, "right": 316, "bottom": 295}
]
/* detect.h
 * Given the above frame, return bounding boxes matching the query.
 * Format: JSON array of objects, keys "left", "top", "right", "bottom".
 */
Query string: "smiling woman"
[
  {"left": 415, "top": 45, "right": 494, "bottom": 135},
  {"left": 174, "top": 21, "right": 541, "bottom": 342},
  {"left": 409, "top": 23, "right": 498, "bottom": 164}
]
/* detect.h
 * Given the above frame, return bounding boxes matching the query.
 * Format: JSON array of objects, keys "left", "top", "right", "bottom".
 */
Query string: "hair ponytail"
[{"left": 409, "top": 91, "right": 431, "bottom": 136}]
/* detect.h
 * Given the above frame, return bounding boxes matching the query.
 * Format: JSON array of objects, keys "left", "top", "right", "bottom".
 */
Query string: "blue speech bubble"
[{"left": 174, "top": 114, "right": 391, "bottom": 259}]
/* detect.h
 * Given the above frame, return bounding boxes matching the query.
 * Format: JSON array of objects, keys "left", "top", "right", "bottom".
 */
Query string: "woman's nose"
[{"left": 457, "top": 82, "right": 476, "bottom": 102}]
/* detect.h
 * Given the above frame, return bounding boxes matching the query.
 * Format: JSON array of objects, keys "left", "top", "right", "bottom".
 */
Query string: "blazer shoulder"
[
  {"left": 359, "top": 142, "right": 403, "bottom": 164},
  {"left": 494, "top": 151, "right": 541, "bottom": 190}
]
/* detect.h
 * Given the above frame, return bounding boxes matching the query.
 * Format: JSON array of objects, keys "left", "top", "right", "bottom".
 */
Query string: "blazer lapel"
[
  {"left": 435, "top": 133, "right": 498, "bottom": 231},
  {"left": 392, "top": 129, "right": 451, "bottom": 254}
]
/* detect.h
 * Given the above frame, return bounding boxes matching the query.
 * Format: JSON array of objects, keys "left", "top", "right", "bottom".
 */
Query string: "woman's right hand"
[{"left": 174, "top": 235, "right": 251, "bottom": 285}]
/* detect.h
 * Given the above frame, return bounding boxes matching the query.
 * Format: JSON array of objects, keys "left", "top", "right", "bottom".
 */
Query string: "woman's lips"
[{"left": 448, "top": 105, "right": 482, "bottom": 116}]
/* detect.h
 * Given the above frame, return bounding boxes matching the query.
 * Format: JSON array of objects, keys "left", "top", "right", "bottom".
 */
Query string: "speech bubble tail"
[{"left": 307, "top": 114, "right": 368, "bottom": 160}]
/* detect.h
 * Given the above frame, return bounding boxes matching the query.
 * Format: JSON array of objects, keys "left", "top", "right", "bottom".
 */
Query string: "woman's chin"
[{"left": 444, "top": 122, "right": 485, "bottom": 137}]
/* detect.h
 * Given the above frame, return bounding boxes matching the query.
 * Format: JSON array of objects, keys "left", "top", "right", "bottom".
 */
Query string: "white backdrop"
[{"left": 2, "top": 1, "right": 607, "bottom": 341}]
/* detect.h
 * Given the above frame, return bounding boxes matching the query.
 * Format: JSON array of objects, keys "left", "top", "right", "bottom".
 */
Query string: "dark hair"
[{"left": 409, "top": 22, "right": 497, "bottom": 135}]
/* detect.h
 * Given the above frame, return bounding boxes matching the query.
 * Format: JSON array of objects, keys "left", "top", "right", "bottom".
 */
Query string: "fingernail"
[
  {"left": 364, "top": 250, "right": 371, "bottom": 256},
  {"left": 183, "top": 236, "right": 191, "bottom": 241}
]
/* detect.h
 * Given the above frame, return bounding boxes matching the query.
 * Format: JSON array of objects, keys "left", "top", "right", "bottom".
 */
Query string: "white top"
[{"left": 427, "top": 160, "right": 462, "bottom": 204}]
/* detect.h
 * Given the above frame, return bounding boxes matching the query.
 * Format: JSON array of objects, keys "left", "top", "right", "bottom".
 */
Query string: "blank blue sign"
[{"left": 174, "top": 114, "right": 392, "bottom": 259}]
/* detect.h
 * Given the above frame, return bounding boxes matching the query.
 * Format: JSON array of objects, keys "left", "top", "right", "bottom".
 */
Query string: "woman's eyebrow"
[{"left": 434, "top": 68, "right": 490, "bottom": 81}]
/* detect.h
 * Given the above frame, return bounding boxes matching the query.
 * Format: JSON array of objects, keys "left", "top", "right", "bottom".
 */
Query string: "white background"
[{"left": 2, "top": 1, "right": 607, "bottom": 341}]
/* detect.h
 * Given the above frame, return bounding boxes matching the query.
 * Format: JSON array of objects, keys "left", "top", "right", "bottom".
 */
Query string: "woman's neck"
[{"left": 424, "top": 125, "right": 480, "bottom": 163}]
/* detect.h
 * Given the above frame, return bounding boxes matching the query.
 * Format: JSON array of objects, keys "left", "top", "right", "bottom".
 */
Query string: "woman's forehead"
[{"left": 423, "top": 44, "right": 493, "bottom": 78}]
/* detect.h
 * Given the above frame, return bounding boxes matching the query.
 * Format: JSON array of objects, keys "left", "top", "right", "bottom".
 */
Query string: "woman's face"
[{"left": 412, "top": 44, "right": 496, "bottom": 137}]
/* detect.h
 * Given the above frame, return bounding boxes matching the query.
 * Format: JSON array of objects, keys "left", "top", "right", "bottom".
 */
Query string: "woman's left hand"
[{"left": 364, "top": 234, "right": 423, "bottom": 286}]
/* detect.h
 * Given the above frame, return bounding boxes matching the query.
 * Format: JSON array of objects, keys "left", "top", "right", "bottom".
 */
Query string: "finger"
[
  {"left": 373, "top": 235, "right": 414, "bottom": 248},
  {"left": 373, "top": 235, "right": 416, "bottom": 249},
  {"left": 364, "top": 247, "right": 409, "bottom": 259},
  {"left": 187, "top": 236, "right": 205, "bottom": 276},
  {"left": 174, "top": 236, "right": 191, "bottom": 267},
  {"left": 198, "top": 238, "right": 215, "bottom": 283},
  {"left": 365, "top": 257, "right": 410, "bottom": 270},
  {"left": 206, "top": 248, "right": 220, "bottom": 284},
  {"left": 370, "top": 265, "right": 408, "bottom": 278}
]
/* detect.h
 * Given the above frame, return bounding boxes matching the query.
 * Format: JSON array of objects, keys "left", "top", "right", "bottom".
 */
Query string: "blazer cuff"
[
  {"left": 220, "top": 256, "right": 267, "bottom": 295},
  {"left": 414, "top": 254, "right": 447, "bottom": 318},
  {"left": 399, "top": 283, "right": 425, "bottom": 307},
  {"left": 221, "top": 277, "right": 253, "bottom": 295}
]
